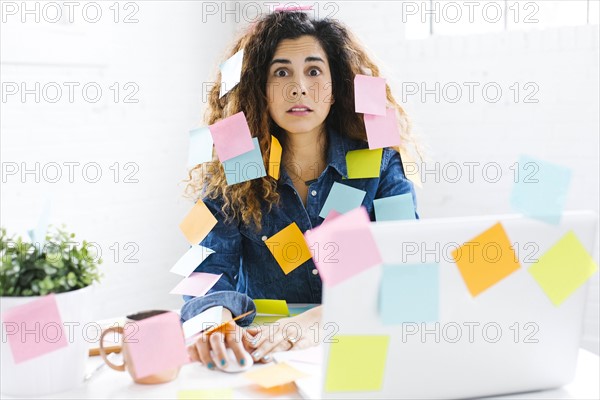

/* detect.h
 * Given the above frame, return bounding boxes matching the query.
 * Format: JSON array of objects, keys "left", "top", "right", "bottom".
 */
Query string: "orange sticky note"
[
  {"left": 179, "top": 200, "right": 218, "bottom": 245},
  {"left": 451, "top": 222, "right": 521, "bottom": 296},
  {"left": 269, "top": 136, "right": 282, "bottom": 180},
  {"left": 243, "top": 362, "right": 308, "bottom": 388},
  {"left": 265, "top": 222, "right": 312, "bottom": 275}
]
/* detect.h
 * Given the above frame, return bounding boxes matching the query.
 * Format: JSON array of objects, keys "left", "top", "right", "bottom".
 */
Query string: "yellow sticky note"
[
  {"left": 253, "top": 299, "right": 289, "bottom": 316},
  {"left": 177, "top": 388, "right": 233, "bottom": 399},
  {"left": 243, "top": 362, "right": 308, "bottom": 389},
  {"left": 346, "top": 148, "right": 382, "bottom": 179},
  {"left": 269, "top": 135, "right": 282, "bottom": 180},
  {"left": 528, "top": 231, "right": 598, "bottom": 306},
  {"left": 325, "top": 335, "right": 389, "bottom": 392},
  {"left": 451, "top": 222, "right": 521, "bottom": 297},
  {"left": 265, "top": 222, "right": 312, "bottom": 275},
  {"left": 179, "top": 200, "right": 218, "bottom": 245}
]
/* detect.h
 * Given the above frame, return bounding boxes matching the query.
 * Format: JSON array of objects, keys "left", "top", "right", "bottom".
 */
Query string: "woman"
[{"left": 182, "top": 9, "right": 420, "bottom": 370}]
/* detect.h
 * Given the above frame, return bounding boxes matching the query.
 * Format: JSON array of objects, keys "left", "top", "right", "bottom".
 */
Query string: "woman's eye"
[
  {"left": 275, "top": 69, "right": 288, "bottom": 77},
  {"left": 308, "top": 68, "right": 321, "bottom": 77}
]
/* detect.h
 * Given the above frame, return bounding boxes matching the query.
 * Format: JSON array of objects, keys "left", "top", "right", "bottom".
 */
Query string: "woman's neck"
[{"left": 283, "top": 125, "right": 328, "bottom": 182}]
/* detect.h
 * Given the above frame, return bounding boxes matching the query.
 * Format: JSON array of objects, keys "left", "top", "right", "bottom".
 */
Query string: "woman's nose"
[{"left": 290, "top": 81, "right": 307, "bottom": 98}]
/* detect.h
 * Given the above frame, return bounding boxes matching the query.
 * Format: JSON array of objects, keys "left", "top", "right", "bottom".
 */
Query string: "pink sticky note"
[
  {"left": 305, "top": 206, "right": 382, "bottom": 286},
  {"left": 124, "top": 311, "right": 189, "bottom": 379},
  {"left": 364, "top": 108, "right": 402, "bottom": 149},
  {"left": 274, "top": 5, "right": 314, "bottom": 11},
  {"left": 1, "top": 294, "right": 68, "bottom": 364},
  {"left": 354, "top": 75, "right": 387, "bottom": 116},
  {"left": 322, "top": 209, "right": 342, "bottom": 225},
  {"left": 169, "top": 272, "right": 222, "bottom": 297},
  {"left": 208, "top": 111, "right": 254, "bottom": 162}
]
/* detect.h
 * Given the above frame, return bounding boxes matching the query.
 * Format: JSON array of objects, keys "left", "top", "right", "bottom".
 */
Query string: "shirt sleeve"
[
  {"left": 374, "top": 148, "right": 419, "bottom": 219},
  {"left": 180, "top": 195, "right": 256, "bottom": 326}
]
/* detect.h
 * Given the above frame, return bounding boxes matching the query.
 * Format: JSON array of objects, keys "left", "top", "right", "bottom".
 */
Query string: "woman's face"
[{"left": 266, "top": 35, "right": 334, "bottom": 136}]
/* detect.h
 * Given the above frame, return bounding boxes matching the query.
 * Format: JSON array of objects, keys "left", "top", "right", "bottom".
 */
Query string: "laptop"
[{"left": 313, "top": 211, "right": 598, "bottom": 399}]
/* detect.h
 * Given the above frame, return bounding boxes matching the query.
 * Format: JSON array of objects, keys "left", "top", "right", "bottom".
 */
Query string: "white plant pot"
[{"left": 1, "top": 285, "right": 94, "bottom": 397}]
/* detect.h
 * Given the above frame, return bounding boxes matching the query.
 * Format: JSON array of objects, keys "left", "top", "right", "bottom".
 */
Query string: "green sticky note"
[
  {"left": 253, "top": 299, "right": 289, "bottom": 316},
  {"left": 178, "top": 389, "right": 233, "bottom": 399},
  {"left": 325, "top": 335, "right": 389, "bottom": 392},
  {"left": 346, "top": 148, "right": 382, "bottom": 179},
  {"left": 528, "top": 231, "right": 598, "bottom": 306}
]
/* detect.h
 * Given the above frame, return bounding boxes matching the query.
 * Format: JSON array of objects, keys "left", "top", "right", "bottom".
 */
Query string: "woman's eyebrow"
[{"left": 269, "top": 56, "right": 325, "bottom": 67}]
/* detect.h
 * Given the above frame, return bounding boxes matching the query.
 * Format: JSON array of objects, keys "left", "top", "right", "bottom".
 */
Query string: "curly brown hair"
[{"left": 185, "top": 10, "right": 420, "bottom": 230}]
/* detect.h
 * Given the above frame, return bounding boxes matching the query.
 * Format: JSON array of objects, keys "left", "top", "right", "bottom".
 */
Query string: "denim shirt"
[{"left": 180, "top": 125, "right": 418, "bottom": 326}]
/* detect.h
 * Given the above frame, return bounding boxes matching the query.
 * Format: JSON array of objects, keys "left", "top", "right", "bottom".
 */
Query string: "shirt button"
[
  {"left": 261, "top": 236, "right": 267, "bottom": 241},
  {"left": 311, "top": 190, "right": 317, "bottom": 197},
  {"left": 312, "top": 269, "right": 319, "bottom": 275}
]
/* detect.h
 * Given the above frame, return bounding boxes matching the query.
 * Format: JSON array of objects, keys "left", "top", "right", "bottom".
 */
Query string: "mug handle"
[{"left": 99, "top": 327, "right": 126, "bottom": 371}]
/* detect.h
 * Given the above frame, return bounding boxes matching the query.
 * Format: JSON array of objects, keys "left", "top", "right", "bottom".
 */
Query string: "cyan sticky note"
[
  {"left": 510, "top": 155, "right": 572, "bottom": 225},
  {"left": 222, "top": 137, "right": 266, "bottom": 185},
  {"left": 374, "top": 193, "right": 416, "bottom": 221},
  {"left": 319, "top": 182, "right": 366, "bottom": 218},
  {"left": 379, "top": 263, "right": 439, "bottom": 324},
  {"left": 188, "top": 127, "right": 213, "bottom": 167}
]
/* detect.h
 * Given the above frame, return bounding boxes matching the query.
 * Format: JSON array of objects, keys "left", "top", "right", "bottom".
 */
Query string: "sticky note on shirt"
[
  {"left": 325, "top": 335, "right": 389, "bottom": 392},
  {"left": 170, "top": 272, "right": 222, "bottom": 297},
  {"left": 319, "top": 182, "right": 366, "bottom": 218},
  {"left": 374, "top": 193, "right": 416, "bottom": 221},
  {"left": 451, "top": 222, "right": 521, "bottom": 297},
  {"left": 268, "top": 135, "right": 282, "bottom": 180},
  {"left": 379, "top": 263, "right": 439, "bottom": 324},
  {"left": 510, "top": 155, "right": 572, "bottom": 225},
  {"left": 364, "top": 107, "right": 401, "bottom": 149},
  {"left": 124, "top": 311, "right": 189, "bottom": 380},
  {"left": 305, "top": 206, "right": 382, "bottom": 287},
  {"left": 346, "top": 148, "right": 382, "bottom": 179},
  {"left": 223, "top": 137, "right": 266, "bottom": 185},
  {"left": 182, "top": 306, "right": 223, "bottom": 339},
  {"left": 179, "top": 200, "right": 218, "bottom": 245},
  {"left": 243, "top": 362, "right": 308, "bottom": 389},
  {"left": 2, "top": 294, "right": 68, "bottom": 364},
  {"left": 254, "top": 299, "right": 289, "bottom": 316},
  {"left": 528, "top": 231, "right": 598, "bottom": 306},
  {"left": 178, "top": 389, "right": 233, "bottom": 399},
  {"left": 321, "top": 209, "right": 342, "bottom": 225},
  {"left": 219, "top": 49, "right": 244, "bottom": 98},
  {"left": 170, "top": 245, "right": 215, "bottom": 277},
  {"left": 188, "top": 127, "right": 214, "bottom": 167},
  {"left": 354, "top": 74, "right": 386, "bottom": 116},
  {"left": 209, "top": 111, "right": 254, "bottom": 162},
  {"left": 265, "top": 222, "right": 312, "bottom": 275}
]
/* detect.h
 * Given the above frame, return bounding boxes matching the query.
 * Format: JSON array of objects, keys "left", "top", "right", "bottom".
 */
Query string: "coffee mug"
[{"left": 98, "top": 310, "right": 182, "bottom": 384}]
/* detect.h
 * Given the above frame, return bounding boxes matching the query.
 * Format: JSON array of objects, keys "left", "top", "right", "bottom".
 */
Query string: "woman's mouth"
[{"left": 287, "top": 106, "right": 313, "bottom": 116}]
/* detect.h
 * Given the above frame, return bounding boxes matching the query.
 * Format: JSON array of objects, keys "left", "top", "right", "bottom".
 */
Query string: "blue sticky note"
[
  {"left": 319, "top": 182, "right": 366, "bottom": 218},
  {"left": 373, "top": 193, "right": 416, "bottom": 221},
  {"left": 379, "top": 263, "right": 439, "bottom": 325},
  {"left": 188, "top": 127, "right": 213, "bottom": 167},
  {"left": 510, "top": 155, "right": 572, "bottom": 225},
  {"left": 222, "top": 137, "right": 266, "bottom": 185}
]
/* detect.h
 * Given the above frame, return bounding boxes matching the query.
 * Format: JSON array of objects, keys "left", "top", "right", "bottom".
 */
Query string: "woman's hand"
[{"left": 243, "top": 305, "right": 322, "bottom": 363}]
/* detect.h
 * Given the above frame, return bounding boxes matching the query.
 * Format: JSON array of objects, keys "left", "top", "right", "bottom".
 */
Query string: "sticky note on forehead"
[{"left": 208, "top": 111, "right": 254, "bottom": 162}]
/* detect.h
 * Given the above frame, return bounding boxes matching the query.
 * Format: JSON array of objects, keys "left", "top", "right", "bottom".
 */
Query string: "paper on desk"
[
  {"left": 243, "top": 362, "right": 308, "bottom": 389},
  {"left": 354, "top": 74, "right": 387, "bottom": 116},
  {"left": 528, "top": 231, "right": 598, "bottom": 306},
  {"left": 268, "top": 135, "right": 282, "bottom": 180},
  {"left": 170, "top": 272, "right": 222, "bottom": 297},
  {"left": 222, "top": 137, "right": 266, "bottom": 185},
  {"left": 451, "top": 222, "right": 520, "bottom": 297},
  {"left": 254, "top": 299, "right": 289, "bottom": 316},
  {"left": 318, "top": 182, "right": 366, "bottom": 218},
  {"left": 2, "top": 294, "right": 68, "bottom": 364},
  {"left": 183, "top": 306, "right": 223, "bottom": 339},
  {"left": 346, "top": 148, "right": 382, "bottom": 179},
  {"left": 265, "top": 222, "right": 312, "bottom": 275},
  {"left": 179, "top": 200, "right": 218, "bottom": 246},
  {"left": 188, "top": 127, "right": 213, "bottom": 167},
  {"left": 364, "top": 107, "right": 401, "bottom": 149},
  {"left": 219, "top": 49, "right": 244, "bottom": 98},
  {"left": 170, "top": 245, "right": 215, "bottom": 277},
  {"left": 374, "top": 193, "right": 416, "bottom": 221},
  {"left": 209, "top": 111, "right": 254, "bottom": 162}
]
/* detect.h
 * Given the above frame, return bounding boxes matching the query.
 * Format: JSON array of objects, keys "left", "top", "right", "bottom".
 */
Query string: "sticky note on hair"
[
  {"left": 188, "top": 127, "right": 214, "bottom": 167},
  {"left": 364, "top": 107, "right": 401, "bottom": 149},
  {"left": 354, "top": 74, "right": 386, "bottom": 116},
  {"left": 222, "top": 137, "right": 266, "bottom": 185},
  {"left": 319, "top": 182, "right": 366, "bottom": 218},
  {"left": 268, "top": 135, "right": 282, "bottom": 180},
  {"left": 219, "top": 49, "right": 244, "bottom": 98},
  {"left": 374, "top": 193, "right": 416, "bottom": 221},
  {"left": 346, "top": 148, "right": 382, "bottom": 179},
  {"left": 179, "top": 199, "right": 218, "bottom": 245},
  {"left": 209, "top": 111, "right": 254, "bottom": 162}
]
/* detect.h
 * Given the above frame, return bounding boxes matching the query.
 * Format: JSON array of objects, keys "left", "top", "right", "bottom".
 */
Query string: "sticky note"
[
  {"left": 325, "top": 335, "right": 389, "bottom": 392},
  {"left": 265, "top": 222, "right": 312, "bottom": 275},
  {"left": 528, "top": 231, "right": 598, "bottom": 306},
  {"left": 254, "top": 299, "right": 289, "bottom": 316},
  {"left": 354, "top": 75, "right": 386, "bottom": 116},
  {"left": 346, "top": 148, "right": 382, "bottom": 179},
  {"left": 124, "top": 311, "right": 189, "bottom": 379},
  {"left": 188, "top": 127, "right": 214, "bottom": 167},
  {"left": 222, "top": 137, "right": 266, "bottom": 185},
  {"left": 178, "top": 389, "right": 233, "bottom": 399},
  {"left": 374, "top": 193, "right": 416, "bottom": 221},
  {"left": 269, "top": 135, "right": 282, "bottom": 180},
  {"left": 219, "top": 49, "right": 244, "bottom": 98},
  {"left": 1, "top": 294, "right": 68, "bottom": 364},
  {"left": 305, "top": 206, "right": 382, "bottom": 287},
  {"left": 243, "top": 362, "right": 308, "bottom": 389},
  {"left": 170, "top": 272, "right": 222, "bottom": 297},
  {"left": 379, "top": 264, "right": 439, "bottom": 324},
  {"left": 321, "top": 209, "right": 341, "bottom": 225},
  {"left": 170, "top": 245, "right": 215, "bottom": 277},
  {"left": 451, "top": 222, "right": 521, "bottom": 297},
  {"left": 363, "top": 108, "right": 401, "bottom": 149},
  {"left": 179, "top": 200, "right": 218, "bottom": 245},
  {"left": 182, "top": 306, "right": 223, "bottom": 339},
  {"left": 319, "top": 182, "right": 366, "bottom": 218},
  {"left": 208, "top": 111, "right": 254, "bottom": 162},
  {"left": 510, "top": 155, "right": 572, "bottom": 225}
]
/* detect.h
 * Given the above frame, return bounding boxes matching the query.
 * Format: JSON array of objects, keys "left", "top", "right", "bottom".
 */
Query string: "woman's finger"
[
  {"left": 225, "top": 326, "right": 251, "bottom": 366},
  {"left": 195, "top": 334, "right": 215, "bottom": 370},
  {"left": 209, "top": 331, "right": 228, "bottom": 369}
]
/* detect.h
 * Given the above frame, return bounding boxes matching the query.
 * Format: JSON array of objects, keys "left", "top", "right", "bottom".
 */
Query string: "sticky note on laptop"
[
  {"left": 319, "top": 182, "right": 366, "bottom": 218},
  {"left": 209, "top": 111, "right": 254, "bottom": 162},
  {"left": 346, "top": 148, "right": 382, "bottom": 179},
  {"left": 253, "top": 299, "right": 289, "bottom": 316},
  {"left": 179, "top": 200, "right": 218, "bottom": 245},
  {"left": 222, "top": 137, "right": 266, "bottom": 185},
  {"left": 374, "top": 193, "right": 416, "bottom": 221},
  {"left": 354, "top": 74, "right": 386, "bottom": 116}
]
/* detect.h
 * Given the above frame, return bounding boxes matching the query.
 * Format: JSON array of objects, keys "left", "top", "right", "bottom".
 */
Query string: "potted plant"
[{"left": 0, "top": 225, "right": 103, "bottom": 397}]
